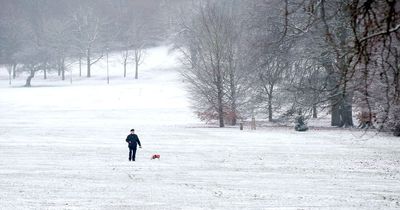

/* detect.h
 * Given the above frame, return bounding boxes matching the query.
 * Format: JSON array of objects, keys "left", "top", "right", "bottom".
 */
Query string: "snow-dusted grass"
[{"left": 1, "top": 46, "right": 400, "bottom": 209}]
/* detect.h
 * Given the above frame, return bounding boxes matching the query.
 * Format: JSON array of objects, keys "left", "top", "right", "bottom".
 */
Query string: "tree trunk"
[
  {"left": 393, "top": 106, "right": 400, "bottom": 136},
  {"left": 87, "top": 48, "right": 91, "bottom": 78},
  {"left": 124, "top": 61, "right": 127, "bottom": 78},
  {"left": 135, "top": 61, "right": 139, "bottom": 79},
  {"left": 340, "top": 93, "right": 354, "bottom": 127},
  {"left": 123, "top": 50, "right": 128, "bottom": 78},
  {"left": 331, "top": 95, "right": 342, "bottom": 126},
  {"left": 320, "top": 56, "right": 344, "bottom": 127},
  {"left": 12, "top": 63, "right": 17, "bottom": 79},
  {"left": 325, "top": 12, "right": 354, "bottom": 128},
  {"left": 216, "top": 70, "right": 224, "bottom": 128},
  {"left": 331, "top": 93, "right": 354, "bottom": 127},
  {"left": 393, "top": 93, "right": 400, "bottom": 136},
  {"left": 251, "top": 116, "right": 256, "bottom": 130},
  {"left": 329, "top": 77, "right": 343, "bottom": 126},
  {"left": 135, "top": 52, "right": 139, "bottom": 79},
  {"left": 268, "top": 88, "right": 273, "bottom": 122},
  {"left": 229, "top": 68, "right": 237, "bottom": 126},
  {"left": 124, "top": 58, "right": 128, "bottom": 78},
  {"left": 61, "top": 57, "right": 65, "bottom": 81},
  {"left": 79, "top": 56, "right": 82, "bottom": 77},
  {"left": 394, "top": 124, "right": 400, "bottom": 137},
  {"left": 43, "top": 63, "right": 47, "bottom": 80},
  {"left": 231, "top": 105, "right": 237, "bottom": 126},
  {"left": 57, "top": 61, "right": 61, "bottom": 76},
  {"left": 70, "top": 65, "right": 73, "bottom": 84},
  {"left": 217, "top": 88, "right": 224, "bottom": 128},
  {"left": 25, "top": 69, "right": 35, "bottom": 87},
  {"left": 313, "top": 104, "right": 318, "bottom": 118},
  {"left": 268, "top": 98, "right": 273, "bottom": 122},
  {"left": 312, "top": 91, "right": 318, "bottom": 118},
  {"left": 8, "top": 66, "right": 11, "bottom": 85}
]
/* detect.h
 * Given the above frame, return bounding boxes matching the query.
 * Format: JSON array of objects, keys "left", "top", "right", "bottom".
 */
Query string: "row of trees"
[
  {"left": 1, "top": 0, "right": 398, "bottom": 134},
  {"left": 0, "top": 0, "right": 170, "bottom": 86},
  {"left": 175, "top": 0, "right": 400, "bottom": 135}
]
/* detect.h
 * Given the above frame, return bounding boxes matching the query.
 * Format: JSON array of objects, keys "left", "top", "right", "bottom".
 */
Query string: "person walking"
[{"left": 126, "top": 129, "right": 142, "bottom": 161}]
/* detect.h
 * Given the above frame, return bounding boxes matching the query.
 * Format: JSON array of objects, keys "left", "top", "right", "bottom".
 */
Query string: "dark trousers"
[{"left": 129, "top": 147, "right": 137, "bottom": 161}]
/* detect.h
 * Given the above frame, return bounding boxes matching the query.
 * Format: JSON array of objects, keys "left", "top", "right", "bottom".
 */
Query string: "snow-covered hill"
[{"left": 0, "top": 46, "right": 400, "bottom": 209}]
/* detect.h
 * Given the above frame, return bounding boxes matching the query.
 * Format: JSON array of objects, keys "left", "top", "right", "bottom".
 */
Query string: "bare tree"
[
  {"left": 0, "top": 0, "right": 172, "bottom": 84},
  {"left": 221, "top": 0, "right": 250, "bottom": 126},
  {"left": 0, "top": 2, "right": 23, "bottom": 80},
  {"left": 71, "top": 5, "right": 106, "bottom": 78},
  {"left": 115, "top": 0, "right": 152, "bottom": 79},
  {"left": 279, "top": 0, "right": 399, "bottom": 133},
  {"left": 246, "top": 0, "right": 295, "bottom": 122},
  {"left": 17, "top": 0, "right": 54, "bottom": 87},
  {"left": 177, "top": 1, "right": 238, "bottom": 127},
  {"left": 348, "top": 0, "right": 400, "bottom": 134},
  {"left": 46, "top": 18, "right": 73, "bottom": 81}
]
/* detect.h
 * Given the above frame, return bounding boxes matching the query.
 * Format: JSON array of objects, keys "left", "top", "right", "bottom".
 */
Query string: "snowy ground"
[{"left": 1, "top": 46, "right": 400, "bottom": 209}]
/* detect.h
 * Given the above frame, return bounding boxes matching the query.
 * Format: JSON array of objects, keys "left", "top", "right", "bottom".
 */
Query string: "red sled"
[{"left": 151, "top": 154, "right": 160, "bottom": 160}]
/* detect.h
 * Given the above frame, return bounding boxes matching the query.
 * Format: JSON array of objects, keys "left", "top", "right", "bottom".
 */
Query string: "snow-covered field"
[{"left": 1, "top": 46, "right": 400, "bottom": 209}]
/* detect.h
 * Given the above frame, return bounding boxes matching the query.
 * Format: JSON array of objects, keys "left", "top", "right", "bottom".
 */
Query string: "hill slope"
[{"left": 0, "top": 46, "right": 399, "bottom": 209}]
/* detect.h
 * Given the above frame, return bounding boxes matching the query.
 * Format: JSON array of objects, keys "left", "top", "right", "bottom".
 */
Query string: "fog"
[{"left": 1, "top": 0, "right": 400, "bottom": 209}]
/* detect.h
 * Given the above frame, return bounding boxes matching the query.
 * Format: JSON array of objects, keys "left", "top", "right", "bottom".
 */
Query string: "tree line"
[
  {"left": 174, "top": 0, "right": 400, "bottom": 136},
  {"left": 0, "top": 0, "right": 174, "bottom": 86},
  {"left": 1, "top": 0, "right": 399, "bottom": 135}
]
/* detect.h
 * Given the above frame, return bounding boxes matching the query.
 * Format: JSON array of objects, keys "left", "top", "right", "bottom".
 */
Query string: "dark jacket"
[{"left": 126, "top": 134, "right": 141, "bottom": 148}]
